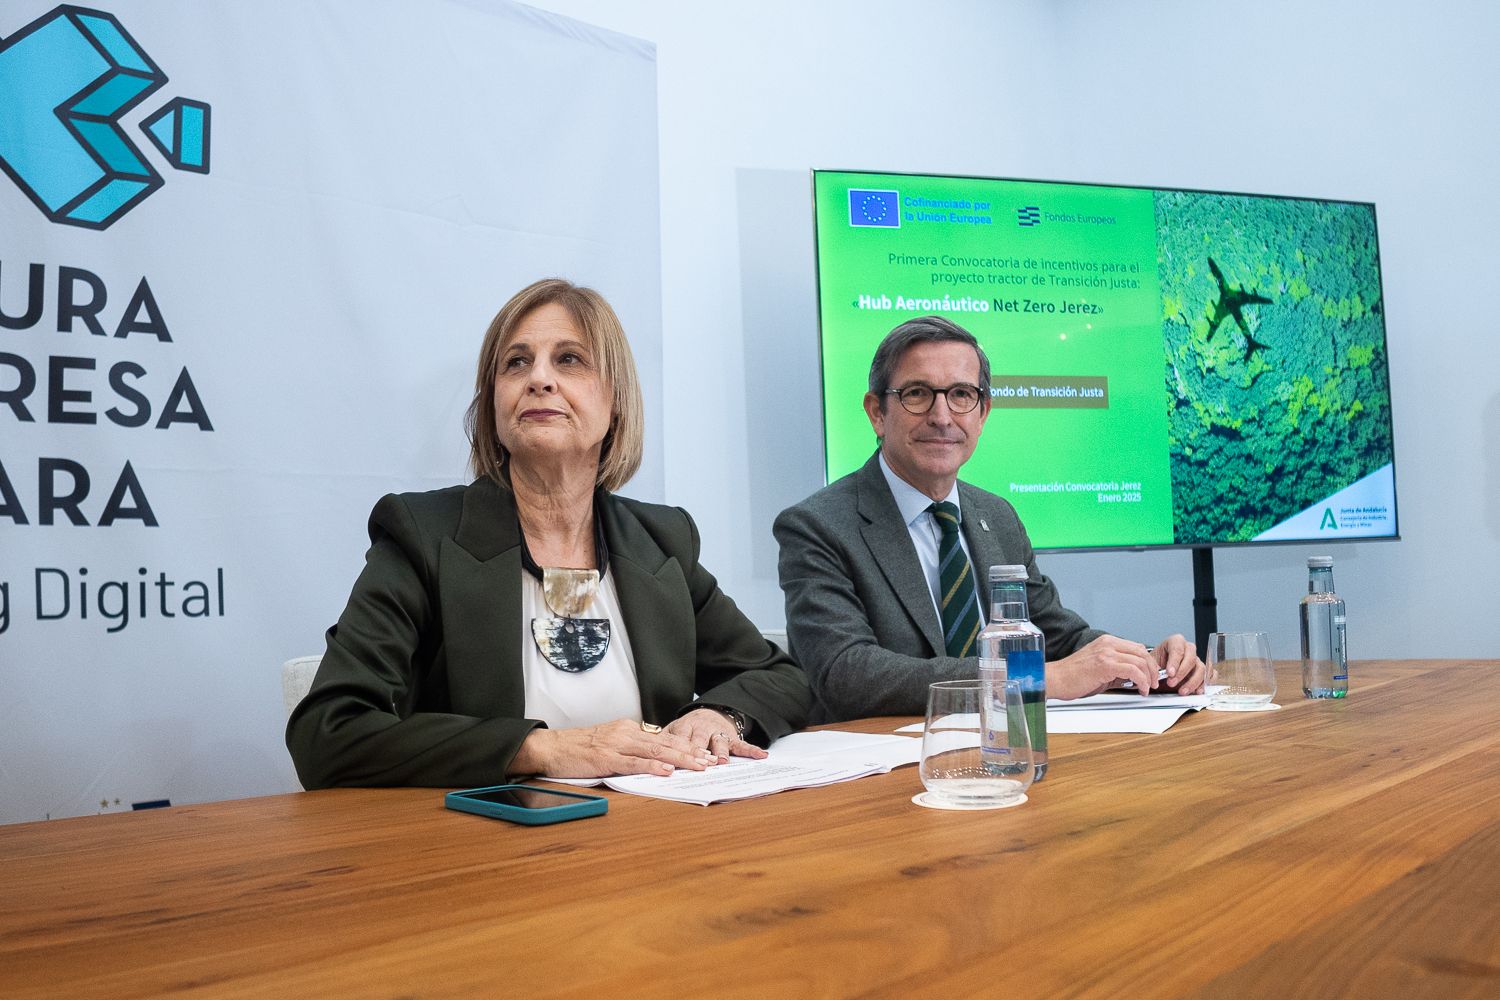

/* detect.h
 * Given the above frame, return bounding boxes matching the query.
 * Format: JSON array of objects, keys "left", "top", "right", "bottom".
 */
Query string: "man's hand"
[
  {"left": 1047, "top": 635, "right": 1159, "bottom": 700},
  {"left": 1153, "top": 634, "right": 1205, "bottom": 694}
]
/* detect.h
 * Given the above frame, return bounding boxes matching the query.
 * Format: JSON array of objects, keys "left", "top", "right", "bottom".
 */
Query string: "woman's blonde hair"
[{"left": 465, "top": 278, "right": 644, "bottom": 491}]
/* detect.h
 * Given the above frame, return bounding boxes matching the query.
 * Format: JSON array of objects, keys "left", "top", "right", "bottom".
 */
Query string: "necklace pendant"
[{"left": 542, "top": 567, "right": 599, "bottom": 618}]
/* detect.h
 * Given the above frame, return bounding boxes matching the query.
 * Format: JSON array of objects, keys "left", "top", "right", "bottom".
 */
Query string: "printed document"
[
  {"left": 544, "top": 731, "right": 920, "bottom": 806},
  {"left": 897, "top": 690, "right": 1216, "bottom": 736}
]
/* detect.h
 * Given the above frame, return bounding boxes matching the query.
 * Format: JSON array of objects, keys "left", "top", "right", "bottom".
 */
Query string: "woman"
[{"left": 287, "top": 279, "right": 811, "bottom": 788}]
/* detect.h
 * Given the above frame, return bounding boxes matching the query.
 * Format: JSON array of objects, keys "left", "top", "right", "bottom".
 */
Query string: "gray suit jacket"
[
  {"left": 288, "top": 478, "right": 812, "bottom": 788},
  {"left": 774, "top": 452, "right": 1105, "bottom": 722}
]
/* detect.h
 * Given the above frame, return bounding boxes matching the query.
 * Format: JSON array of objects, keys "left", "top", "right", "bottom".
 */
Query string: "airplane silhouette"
[{"left": 1206, "top": 257, "right": 1273, "bottom": 365}]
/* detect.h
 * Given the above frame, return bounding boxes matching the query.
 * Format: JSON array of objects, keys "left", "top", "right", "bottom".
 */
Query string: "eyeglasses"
[
  {"left": 884, "top": 382, "right": 984, "bottom": 414},
  {"left": 531, "top": 567, "right": 610, "bottom": 672}
]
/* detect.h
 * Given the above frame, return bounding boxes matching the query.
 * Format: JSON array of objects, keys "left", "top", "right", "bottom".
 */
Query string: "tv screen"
[{"left": 812, "top": 169, "right": 1399, "bottom": 549}]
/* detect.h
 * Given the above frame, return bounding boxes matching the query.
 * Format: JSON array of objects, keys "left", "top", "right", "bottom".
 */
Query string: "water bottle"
[
  {"left": 1300, "top": 556, "right": 1348, "bottom": 698},
  {"left": 977, "top": 564, "right": 1047, "bottom": 780}
]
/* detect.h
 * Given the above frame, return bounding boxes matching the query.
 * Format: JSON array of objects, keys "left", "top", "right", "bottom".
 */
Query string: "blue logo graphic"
[
  {"left": 0, "top": 5, "right": 211, "bottom": 229},
  {"left": 849, "top": 188, "right": 899, "bottom": 228},
  {"left": 141, "top": 96, "right": 210, "bottom": 174},
  {"left": 1017, "top": 206, "right": 1041, "bottom": 227}
]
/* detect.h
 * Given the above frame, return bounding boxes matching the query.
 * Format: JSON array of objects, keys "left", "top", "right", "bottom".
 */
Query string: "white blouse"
[{"left": 519, "top": 569, "right": 643, "bottom": 730}]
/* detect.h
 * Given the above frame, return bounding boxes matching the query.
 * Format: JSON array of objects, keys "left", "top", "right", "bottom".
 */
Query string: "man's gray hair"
[{"left": 867, "top": 314, "right": 992, "bottom": 401}]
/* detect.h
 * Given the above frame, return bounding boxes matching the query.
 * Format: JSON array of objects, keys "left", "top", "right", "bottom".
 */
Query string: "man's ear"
[{"left": 863, "top": 391, "right": 886, "bottom": 442}]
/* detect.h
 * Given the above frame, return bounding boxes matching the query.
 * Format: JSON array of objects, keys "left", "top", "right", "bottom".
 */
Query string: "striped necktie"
[{"left": 928, "top": 501, "right": 979, "bottom": 658}]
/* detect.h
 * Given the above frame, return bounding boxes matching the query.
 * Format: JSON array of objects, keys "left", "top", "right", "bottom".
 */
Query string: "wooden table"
[{"left": 3, "top": 660, "right": 1497, "bottom": 998}]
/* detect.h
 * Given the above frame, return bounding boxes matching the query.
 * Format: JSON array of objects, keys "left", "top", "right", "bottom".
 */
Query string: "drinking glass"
[
  {"left": 1206, "top": 631, "right": 1276, "bottom": 708},
  {"left": 920, "top": 679, "right": 1033, "bottom": 807}
]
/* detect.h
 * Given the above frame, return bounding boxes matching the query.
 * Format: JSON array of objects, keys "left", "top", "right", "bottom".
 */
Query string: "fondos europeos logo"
[{"left": 0, "top": 4, "right": 211, "bottom": 230}]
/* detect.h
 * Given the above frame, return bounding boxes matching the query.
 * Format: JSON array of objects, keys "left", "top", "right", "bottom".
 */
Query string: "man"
[{"left": 774, "top": 315, "right": 1204, "bottom": 722}]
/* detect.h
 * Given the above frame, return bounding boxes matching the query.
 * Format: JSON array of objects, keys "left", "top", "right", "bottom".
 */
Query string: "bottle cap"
[
  {"left": 989, "top": 564, "right": 1028, "bottom": 581},
  {"left": 1307, "top": 556, "right": 1333, "bottom": 568}
]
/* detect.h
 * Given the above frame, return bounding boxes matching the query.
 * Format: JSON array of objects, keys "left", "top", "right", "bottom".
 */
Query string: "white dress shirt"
[
  {"left": 878, "top": 453, "right": 987, "bottom": 629},
  {"left": 520, "top": 568, "right": 643, "bottom": 729}
]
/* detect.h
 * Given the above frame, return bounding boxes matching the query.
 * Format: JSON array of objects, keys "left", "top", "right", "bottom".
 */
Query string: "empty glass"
[
  {"left": 1206, "top": 631, "right": 1276, "bottom": 709},
  {"left": 919, "top": 679, "right": 1033, "bottom": 808}
]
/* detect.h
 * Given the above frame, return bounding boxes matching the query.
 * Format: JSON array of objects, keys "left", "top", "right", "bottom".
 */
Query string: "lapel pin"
[{"left": 980, "top": 518, "right": 990, "bottom": 531}]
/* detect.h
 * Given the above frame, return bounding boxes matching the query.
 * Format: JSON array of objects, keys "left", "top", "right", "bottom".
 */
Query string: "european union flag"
[{"left": 848, "top": 189, "right": 900, "bottom": 228}]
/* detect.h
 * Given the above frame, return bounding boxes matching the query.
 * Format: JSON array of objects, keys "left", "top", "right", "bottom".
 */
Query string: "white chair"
[{"left": 281, "top": 655, "right": 322, "bottom": 720}]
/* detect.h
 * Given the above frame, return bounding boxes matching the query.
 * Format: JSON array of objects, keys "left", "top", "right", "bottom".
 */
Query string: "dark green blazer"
[{"left": 287, "top": 478, "right": 812, "bottom": 789}]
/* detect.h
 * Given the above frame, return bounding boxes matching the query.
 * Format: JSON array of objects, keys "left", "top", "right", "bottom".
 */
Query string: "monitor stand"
[{"left": 1192, "top": 546, "right": 1219, "bottom": 654}]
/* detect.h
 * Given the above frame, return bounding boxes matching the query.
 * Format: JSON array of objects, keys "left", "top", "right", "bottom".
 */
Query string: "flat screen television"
[{"left": 812, "top": 169, "right": 1400, "bottom": 551}]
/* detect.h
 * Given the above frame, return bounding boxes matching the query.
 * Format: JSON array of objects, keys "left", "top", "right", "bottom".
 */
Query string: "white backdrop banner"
[{"left": 0, "top": 0, "right": 662, "bottom": 823}]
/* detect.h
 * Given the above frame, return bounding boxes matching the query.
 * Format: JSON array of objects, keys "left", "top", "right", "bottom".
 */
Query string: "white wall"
[{"left": 527, "top": 0, "right": 1500, "bottom": 660}]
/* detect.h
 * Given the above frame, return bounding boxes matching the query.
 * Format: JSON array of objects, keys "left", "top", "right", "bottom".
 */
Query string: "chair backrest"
[{"left": 281, "top": 655, "right": 322, "bottom": 720}]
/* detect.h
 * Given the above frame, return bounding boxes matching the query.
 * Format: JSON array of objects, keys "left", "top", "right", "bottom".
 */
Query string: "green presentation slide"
[{"left": 813, "top": 171, "right": 1396, "bottom": 549}]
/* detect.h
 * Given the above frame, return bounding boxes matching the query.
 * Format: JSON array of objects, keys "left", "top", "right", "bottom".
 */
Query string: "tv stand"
[{"left": 1192, "top": 547, "right": 1219, "bottom": 653}]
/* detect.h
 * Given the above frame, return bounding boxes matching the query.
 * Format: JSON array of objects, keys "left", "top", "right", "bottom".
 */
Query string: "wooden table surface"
[{"left": 3, "top": 659, "right": 1497, "bottom": 998}]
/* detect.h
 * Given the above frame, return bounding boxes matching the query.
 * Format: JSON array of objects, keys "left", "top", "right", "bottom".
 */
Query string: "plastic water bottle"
[
  {"left": 977, "top": 564, "right": 1047, "bottom": 780},
  {"left": 1300, "top": 556, "right": 1348, "bottom": 698}
]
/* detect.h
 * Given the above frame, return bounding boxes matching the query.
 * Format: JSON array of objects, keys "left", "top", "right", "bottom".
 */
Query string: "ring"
[{"left": 640, "top": 722, "right": 663, "bottom": 734}]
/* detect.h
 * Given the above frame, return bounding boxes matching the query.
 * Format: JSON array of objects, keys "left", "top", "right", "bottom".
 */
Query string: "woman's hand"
[
  {"left": 666, "top": 708, "right": 768, "bottom": 764},
  {"left": 513, "top": 719, "right": 719, "bottom": 778}
]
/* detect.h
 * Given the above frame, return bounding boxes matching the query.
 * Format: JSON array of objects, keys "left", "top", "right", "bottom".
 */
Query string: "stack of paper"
[
  {"left": 894, "top": 692, "right": 1216, "bottom": 737},
  {"left": 1045, "top": 691, "right": 1213, "bottom": 734}
]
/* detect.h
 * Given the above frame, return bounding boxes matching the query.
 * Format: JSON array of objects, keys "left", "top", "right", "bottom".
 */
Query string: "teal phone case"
[{"left": 445, "top": 784, "right": 608, "bottom": 825}]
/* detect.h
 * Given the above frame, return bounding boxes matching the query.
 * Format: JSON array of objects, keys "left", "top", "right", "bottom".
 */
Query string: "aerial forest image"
[{"left": 1155, "top": 191, "right": 1395, "bottom": 543}]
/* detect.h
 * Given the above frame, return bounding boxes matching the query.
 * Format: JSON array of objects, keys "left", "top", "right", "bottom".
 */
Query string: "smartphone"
[{"left": 444, "top": 784, "right": 608, "bottom": 825}]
